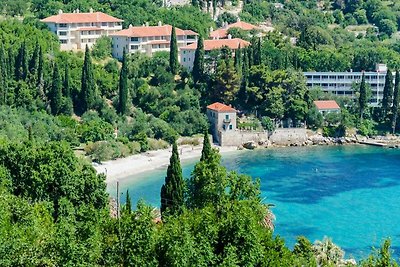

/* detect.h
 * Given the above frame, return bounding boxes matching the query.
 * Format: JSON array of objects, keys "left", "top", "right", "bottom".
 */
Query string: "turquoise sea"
[{"left": 108, "top": 145, "right": 400, "bottom": 259}]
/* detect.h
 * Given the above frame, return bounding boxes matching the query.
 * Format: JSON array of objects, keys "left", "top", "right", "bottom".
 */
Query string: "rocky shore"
[{"left": 240, "top": 133, "right": 400, "bottom": 150}]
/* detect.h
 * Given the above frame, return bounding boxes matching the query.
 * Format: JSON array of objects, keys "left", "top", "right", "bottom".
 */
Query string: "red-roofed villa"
[
  {"left": 207, "top": 102, "right": 237, "bottom": 144},
  {"left": 41, "top": 9, "right": 123, "bottom": 50},
  {"left": 180, "top": 38, "right": 250, "bottom": 70},
  {"left": 111, "top": 22, "right": 198, "bottom": 59},
  {"left": 314, "top": 100, "right": 341, "bottom": 115},
  {"left": 209, "top": 20, "right": 259, "bottom": 39}
]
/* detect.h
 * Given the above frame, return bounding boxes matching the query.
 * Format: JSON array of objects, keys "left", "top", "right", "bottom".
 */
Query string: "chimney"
[
  {"left": 129, "top": 24, "right": 133, "bottom": 28},
  {"left": 158, "top": 21, "right": 162, "bottom": 26},
  {"left": 228, "top": 34, "right": 232, "bottom": 39},
  {"left": 210, "top": 27, "right": 213, "bottom": 33},
  {"left": 145, "top": 22, "right": 149, "bottom": 27},
  {"left": 58, "top": 9, "right": 63, "bottom": 14},
  {"left": 76, "top": 9, "right": 80, "bottom": 13},
  {"left": 237, "top": 17, "right": 241, "bottom": 22},
  {"left": 89, "top": 7, "right": 93, "bottom": 13}
]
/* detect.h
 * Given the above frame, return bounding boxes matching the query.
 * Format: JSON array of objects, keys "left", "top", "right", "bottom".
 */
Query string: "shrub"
[
  {"left": 148, "top": 138, "right": 169, "bottom": 150},
  {"left": 85, "top": 140, "right": 131, "bottom": 162}
]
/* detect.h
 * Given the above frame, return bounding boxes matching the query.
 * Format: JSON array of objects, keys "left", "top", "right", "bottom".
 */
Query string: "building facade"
[
  {"left": 41, "top": 9, "right": 123, "bottom": 51},
  {"left": 304, "top": 64, "right": 388, "bottom": 107},
  {"left": 207, "top": 102, "right": 237, "bottom": 144},
  {"left": 110, "top": 23, "right": 198, "bottom": 59},
  {"left": 180, "top": 38, "right": 250, "bottom": 70}
]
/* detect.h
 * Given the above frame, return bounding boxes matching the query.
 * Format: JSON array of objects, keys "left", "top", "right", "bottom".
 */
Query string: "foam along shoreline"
[{"left": 93, "top": 145, "right": 239, "bottom": 184}]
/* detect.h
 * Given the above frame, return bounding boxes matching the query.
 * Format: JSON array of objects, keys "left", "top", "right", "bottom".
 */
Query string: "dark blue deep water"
[{"left": 108, "top": 145, "right": 400, "bottom": 259}]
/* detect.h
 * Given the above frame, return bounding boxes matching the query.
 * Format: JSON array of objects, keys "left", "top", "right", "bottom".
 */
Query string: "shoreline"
[
  {"left": 95, "top": 135, "right": 399, "bottom": 185},
  {"left": 94, "top": 145, "right": 240, "bottom": 184}
]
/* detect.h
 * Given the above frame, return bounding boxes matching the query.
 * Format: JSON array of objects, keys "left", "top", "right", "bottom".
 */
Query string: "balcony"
[{"left": 223, "top": 118, "right": 231, "bottom": 123}]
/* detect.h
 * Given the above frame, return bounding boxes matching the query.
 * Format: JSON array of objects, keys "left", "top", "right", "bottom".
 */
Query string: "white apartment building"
[
  {"left": 304, "top": 64, "right": 389, "bottom": 107},
  {"left": 41, "top": 9, "right": 123, "bottom": 50},
  {"left": 110, "top": 23, "right": 198, "bottom": 59},
  {"left": 180, "top": 37, "right": 250, "bottom": 70}
]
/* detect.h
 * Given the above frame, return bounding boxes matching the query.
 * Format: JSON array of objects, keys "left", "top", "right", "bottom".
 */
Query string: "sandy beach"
[{"left": 94, "top": 145, "right": 240, "bottom": 184}]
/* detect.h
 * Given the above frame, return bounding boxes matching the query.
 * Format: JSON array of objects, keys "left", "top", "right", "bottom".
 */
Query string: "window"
[
  {"left": 183, "top": 58, "right": 186, "bottom": 62},
  {"left": 58, "top": 31, "right": 67, "bottom": 36},
  {"left": 102, "top": 22, "right": 107, "bottom": 26},
  {"left": 59, "top": 23, "right": 67, "bottom": 28},
  {"left": 222, "top": 125, "right": 226, "bottom": 130},
  {"left": 183, "top": 51, "right": 186, "bottom": 54},
  {"left": 60, "top": 40, "right": 67, "bottom": 44},
  {"left": 131, "top": 37, "right": 139, "bottom": 42},
  {"left": 225, "top": 114, "right": 229, "bottom": 120},
  {"left": 229, "top": 125, "right": 233, "bottom": 130},
  {"left": 131, "top": 45, "right": 139, "bottom": 50}
]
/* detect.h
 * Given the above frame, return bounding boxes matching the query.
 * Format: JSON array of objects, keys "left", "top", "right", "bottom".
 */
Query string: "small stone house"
[
  {"left": 314, "top": 100, "right": 340, "bottom": 115},
  {"left": 206, "top": 102, "right": 236, "bottom": 144}
]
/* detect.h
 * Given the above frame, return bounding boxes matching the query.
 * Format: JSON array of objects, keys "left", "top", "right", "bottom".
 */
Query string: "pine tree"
[
  {"left": 359, "top": 73, "right": 367, "bottom": 120},
  {"left": 50, "top": 62, "right": 62, "bottom": 115},
  {"left": 200, "top": 130, "right": 212, "bottom": 161},
  {"left": 381, "top": 69, "right": 394, "bottom": 120},
  {"left": 80, "top": 45, "right": 96, "bottom": 113},
  {"left": 192, "top": 36, "right": 205, "bottom": 84},
  {"left": 160, "top": 142, "right": 184, "bottom": 216},
  {"left": 169, "top": 26, "right": 179, "bottom": 75},
  {"left": 124, "top": 190, "right": 132, "bottom": 215},
  {"left": 0, "top": 44, "right": 8, "bottom": 105},
  {"left": 117, "top": 49, "right": 128, "bottom": 115},
  {"left": 63, "top": 62, "right": 71, "bottom": 98},
  {"left": 392, "top": 70, "right": 400, "bottom": 134}
]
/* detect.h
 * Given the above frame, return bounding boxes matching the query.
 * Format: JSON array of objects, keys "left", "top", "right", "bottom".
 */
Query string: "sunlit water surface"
[{"left": 108, "top": 145, "right": 400, "bottom": 259}]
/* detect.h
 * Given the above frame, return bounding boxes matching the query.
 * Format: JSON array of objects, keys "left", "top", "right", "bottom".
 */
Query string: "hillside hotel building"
[
  {"left": 110, "top": 23, "right": 198, "bottom": 59},
  {"left": 41, "top": 9, "right": 123, "bottom": 50},
  {"left": 304, "top": 64, "right": 388, "bottom": 107}
]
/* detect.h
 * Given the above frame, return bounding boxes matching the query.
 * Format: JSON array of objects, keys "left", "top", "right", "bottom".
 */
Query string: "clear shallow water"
[{"left": 108, "top": 145, "right": 400, "bottom": 259}]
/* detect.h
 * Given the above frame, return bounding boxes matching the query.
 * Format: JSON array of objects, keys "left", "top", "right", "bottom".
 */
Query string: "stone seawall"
[
  {"left": 269, "top": 128, "right": 307, "bottom": 146},
  {"left": 219, "top": 131, "right": 269, "bottom": 146}
]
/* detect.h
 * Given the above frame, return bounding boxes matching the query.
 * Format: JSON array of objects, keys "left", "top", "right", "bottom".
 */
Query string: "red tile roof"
[
  {"left": 207, "top": 102, "right": 236, "bottom": 112},
  {"left": 314, "top": 100, "right": 340, "bottom": 110},
  {"left": 181, "top": 38, "right": 250, "bottom": 51},
  {"left": 110, "top": 25, "right": 198, "bottom": 37},
  {"left": 210, "top": 21, "right": 258, "bottom": 39},
  {"left": 41, "top": 12, "right": 123, "bottom": 23}
]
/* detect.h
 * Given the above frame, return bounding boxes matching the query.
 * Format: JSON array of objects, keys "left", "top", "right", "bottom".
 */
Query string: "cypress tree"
[
  {"left": 124, "top": 190, "right": 132, "bottom": 215},
  {"left": 359, "top": 73, "right": 367, "bottom": 120},
  {"left": 253, "top": 38, "right": 262, "bottom": 65},
  {"left": 169, "top": 26, "right": 179, "bottom": 75},
  {"left": 160, "top": 142, "right": 184, "bottom": 216},
  {"left": 381, "top": 69, "right": 394, "bottom": 119},
  {"left": 15, "top": 42, "right": 28, "bottom": 81},
  {"left": 29, "top": 43, "right": 40, "bottom": 75},
  {"left": 192, "top": 36, "right": 205, "bottom": 84},
  {"left": 7, "top": 47, "right": 13, "bottom": 79},
  {"left": 117, "top": 49, "right": 128, "bottom": 115},
  {"left": 200, "top": 130, "right": 212, "bottom": 161},
  {"left": 80, "top": 45, "right": 96, "bottom": 113},
  {"left": 63, "top": 62, "right": 71, "bottom": 98},
  {"left": 37, "top": 45, "right": 45, "bottom": 99},
  {"left": 0, "top": 44, "right": 8, "bottom": 105},
  {"left": 392, "top": 70, "right": 400, "bottom": 134},
  {"left": 234, "top": 45, "right": 242, "bottom": 73},
  {"left": 50, "top": 62, "right": 62, "bottom": 115}
]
